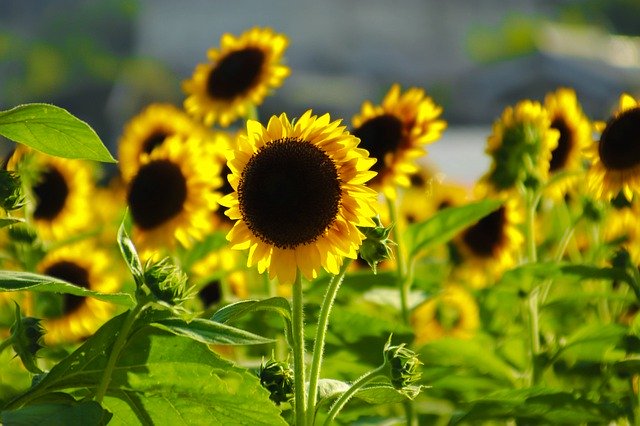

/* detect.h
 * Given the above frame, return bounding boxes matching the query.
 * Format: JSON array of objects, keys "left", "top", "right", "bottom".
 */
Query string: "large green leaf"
[
  {"left": 151, "top": 316, "right": 274, "bottom": 345},
  {"left": 406, "top": 199, "right": 503, "bottom": 258},
  {"left": 0, "top": 270, "right": 134, "bottom": 306},
  {"left": 0, "top": 104, "right": 116, "bottom": 163},
  {"left": 211, "top": 297, "right": 292, "bottom": 324},
  {"left": 0, "top": 400, "right": 111, "bottom": 426},
  {"left": 7, "top": 313, "right": 287, "bottom": 425}
]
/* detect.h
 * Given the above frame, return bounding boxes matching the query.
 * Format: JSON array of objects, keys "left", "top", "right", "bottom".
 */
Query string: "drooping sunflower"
[
  {"left": 37, "top": 244, "right": 120, "bottom": 345},
  {"left": 477, "top": 100, "right": 559, "bottom": 195},
  {"left": 8, "top": 149, "right": 95, "bottom": 241},
  {"left": 411, "top": 285, "right": 480, "bottom": 345},
  {"left": 351, "top": 84, "right": 447, "bottom": 199},
  {"left": 543, "top": 88, "right": 592, "bottom": 199},
  {"left": 183, "top": 27, "right": 290, "bottom": 128},
  {"left": 220, "top": 111, "right": 379, "bottom": 284},
  {"left": 118, "top": 103, "right": 211, "bottom": 182},
  {"left": 586, "top": 94, "right": 640, "bottom": 201},
  {"left": 126, "top": 134, "right": 222, "bottom": 252},
  {"left": 452, "top": 197, "right": 524, "bottom": 288}
]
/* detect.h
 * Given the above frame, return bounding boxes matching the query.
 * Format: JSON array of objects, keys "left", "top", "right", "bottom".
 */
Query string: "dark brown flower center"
[
  {"left": 207, "top": 48, "right": 265, "bottom": 100},
  {"left": 599, "top": 107, "right": 640, "bottom": 170},
  {"left": 461, "top": 206, "right": 506, "bottom": 257},
  {"left": 44, "top": 261, "right": 90, "bottom": 315},
  {"left": 549, "top": 117, "right": 572, "bottom": 172},
  {"left": 198, "top": 279, "right": 222, "bottom": 307},
  {"left": 33, "top": 166, "right": 69, "bottom": 221},
  {"left": 353, "top": 114, "right": 404, "bottom": 174},
  {"left": 238, "top": 138, "right": 341, "bottom": 249},
  {"left": 142, "top": 131, "right": 169, "bottom": 154},
  {"left": 128, "top": 160, "right": 187, "bottom": 230}
]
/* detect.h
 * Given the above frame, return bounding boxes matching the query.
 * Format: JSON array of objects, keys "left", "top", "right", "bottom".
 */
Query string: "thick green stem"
[
  {"left": 292, "top": 270, "right": 307, "bottom": 425},
  {"left": 323, "top": 365, "right": 386, "bottom": 426},
  {"left": 306, "top": 260, "right": 351, "bottom": 425},
  {"left": 524, "top": 188, "right": 541, "bottom": 386},
  {"left": 94, "top": 302, "right": 147, "bottom": 403}
]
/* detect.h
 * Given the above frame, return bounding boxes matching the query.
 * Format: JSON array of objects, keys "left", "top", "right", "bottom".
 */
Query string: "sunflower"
[
  {"left": 351, "top": 84, "right": 447, "bottom": 199},
  {"left": 118, "top": 103, "right": 212, "bottom": 182},
  {"left": 126, "top": 134, "right": 222, "bottom": 252},
  {"left": 183, "top": 27, "right": 290, "bottom": 128},
  {"left": 452, "top": 197, "right": 524, "bottom": 288},
  {"left": 8, "top": 149, "right": 95, "bottom": 241},
  {"left": 411, "top": 285, "right": 480, "bottom": 345},
  {"left": 37, "top": 244, "right": 120, "bottom": 345},
  {"left": 477, "top": 100, "right": 559, "bottom": 195},
  {"left": 586, "top": 94, "right": 640, "bottom": 201},
  {"left": 543, "top": 88, "right": 592, "bottom": 199},
  {"left": 603, "top": 194, "right": 640, "bottom": 264},
  {"left": 220, "top": 111, "right": 378, "bottom": 284}
]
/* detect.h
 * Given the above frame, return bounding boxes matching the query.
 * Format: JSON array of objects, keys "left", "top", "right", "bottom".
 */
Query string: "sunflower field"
[{"left": 1, "top": 25, "right": 640, "bottom": 425}]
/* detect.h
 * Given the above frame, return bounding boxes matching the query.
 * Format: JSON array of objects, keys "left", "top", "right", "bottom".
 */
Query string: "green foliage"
[{"left": 1, "top": 400, "right": 112, "bottom": 426}]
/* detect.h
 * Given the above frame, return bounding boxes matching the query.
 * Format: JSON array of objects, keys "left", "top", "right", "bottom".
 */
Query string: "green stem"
[
  {"left": 387, "top": 196, "right": 410, "bottom": 324},
  {"left": 94, "top": 302, "right": 147, "bottom": 403},
  {"left": 323, "top": 365, "right": 386, "bottom": 426},
  {"left": 292, "top": 270, "right": 307, "bottom": 426},
  {"left": 523, "top": 188, "right": 541, "bottom": 386},
  {"left": 306, "top": 260, "right": 351, "bottom": 425},
  {"left": 0, "top": 336, "right": 14, "bottom": 354}
]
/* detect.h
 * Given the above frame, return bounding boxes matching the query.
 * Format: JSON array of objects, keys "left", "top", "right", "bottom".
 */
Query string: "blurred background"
[{"left": 1, "top": 0, "right": 639, "bottom": 183}]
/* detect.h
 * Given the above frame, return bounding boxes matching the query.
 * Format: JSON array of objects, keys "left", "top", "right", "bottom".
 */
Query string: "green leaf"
[
  {"left": 212, "top": 297, "right": 292, "bottom": 324},
  {"left": 0, "top": 400, "right": 111, "bottom": 426},
  {"left": 0, "top": 270, "right": 134, "bottom": 306},
  {"left": 0, "top": 218, "right": 25, "bottom": 229},
  {"left": 316, "top": 379, "right": 418, "bottom": 408},
  {"left": 7, "top": 314, "right": 287, "bottom": 425},
  {"left": 151, "top": 317, "right": 274, "bottom": 345},
  {"left": 0, "top": 104, "right": 116, "bottom": 163},
  {"left": 116, "top": 217, "right": 143, "bottom": 288},
  {"left": 406, "top": 199, "right": 503, "bottom": 258}
]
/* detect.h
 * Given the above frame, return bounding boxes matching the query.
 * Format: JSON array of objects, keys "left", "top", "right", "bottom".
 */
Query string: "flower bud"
[
  {"left": 383, "top": 336, "right": 422, "bottom": 394},
  {"left": 358, "top": 216, "right": 395, "bottom": 273},
  {"left": 0, "top": 169, "right": 25, "bottom": 211},
  {"left": 143, "top": 257, "right": 190, "bottom": 306},
  {"left": 9, "top": 303, "right": 45, "bottom": 374},
  {"left": 257, "top": 356, "right": 294, "bottom": 405}
]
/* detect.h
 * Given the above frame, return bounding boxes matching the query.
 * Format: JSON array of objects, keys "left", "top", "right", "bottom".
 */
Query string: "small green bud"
[
  {"left": 143, "top": 257, "right": 190, "bottom": 306},
  {"left": 9, "top": 303, "right": 46, "bottom": 374},
  {"left": 0, "top": 169, "right": 25, "bottom": 211},
  {"left": 581, "top": 197, "right": 604, "bottom": 223},
  {"left": 383, "top": 336, "right": 422, "bottom": 394},
  {"left": 358, "top": 216, "right": 395, "bottom": 273},
  {"left": 257, "top": 356, "right": 294, "bottom": 405}
]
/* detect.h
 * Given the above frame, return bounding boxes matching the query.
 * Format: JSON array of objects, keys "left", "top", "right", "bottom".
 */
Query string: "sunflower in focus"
[
  {"left": 37, "top": 244, "right": 119, "bottom": 345},
  {"left": 220, "top": 111, "right": 378, "bottom": 284},
  {"left": 477, "top": 100, "right": 559, "bottom": 195},
  {"left": 586, "top": 94, "right": 640, "bottom": 201},
  {"left": 118, "top": 103, "right": 211, "bottom": 182},
  {"left": 352, "top": 84, "right": 446, "bottom": 199},
  {"left": 183, "top": 27, "right": 290, "bottom": 128},
  {"left": 411, "top": 285, "right": 479, "bottom": 345},
  {"left": 452, "top": 197, "right": 524, "bottom": 288},
  {"left": 8, "top": 149, "right": 95, "bottom": 241},
  {"left": 543, "top": 88, "right": 592, "bottom": 199},
  {"left": 126, "top": 135, "right": 222, "bottom": 252}
]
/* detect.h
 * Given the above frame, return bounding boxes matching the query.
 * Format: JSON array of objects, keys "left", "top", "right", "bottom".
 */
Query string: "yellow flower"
[
  {"left": 126, "top": 134, "right": 222, "bottom": 252},
  {"left": 183, "top": 27, "right": 290, "bottom": 127},
  {"left": 352, "top": 84, "right": 446, "bottom": 199},
  {"left": 477, "top": 100, "right": 559, "bottom": 194},
  {"left": 543, "top": 88, "right": 592, "bottom": 199},
  {"left": 586, "top": 94, "right": 640, "bottom": 201},
  {"left": 37, "top": 244, "right": 120, "bottom": 345},
  {"left": 411, "top": 285, "right": 479, "bottom": 345},
  {"left": 220, "top": 111, "right": 378, "bottom": 284},
  {"left": 452, "top": 197, "right": 524, "bottom": 288},
  {"left": 603, "top": 195, "right": 640, "bottom": 264}
]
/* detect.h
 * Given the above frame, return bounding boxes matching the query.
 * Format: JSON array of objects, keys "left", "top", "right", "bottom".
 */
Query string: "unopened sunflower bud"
[
  {"left": 383, "top": 336, "right": 422, "bottom": 392},
  {"left": 143, "top": 257, "right": 189, "bottom": 306},
  {"left": 257, "top": 356, "right": 294, "bottom": 405},
  {"left": 358, "top": 216, "right": 394, "bottom": 273},
  {"left": 9, "top": 303, "right": 45, "bottom": 374},
  {"left": 0, "top": 169, "right": 25, "bottom": 211}
]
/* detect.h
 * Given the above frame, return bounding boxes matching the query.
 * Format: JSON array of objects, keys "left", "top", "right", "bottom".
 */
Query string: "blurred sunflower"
[
  {"left": 352, "top": 84, "right": 446, "bottom": 199},
  {"left": 603, "top": 194, "right": 640, "bottom": 264},
  {"left": 126, "top": 135, "right": 222, "bottom": 252},
  {"left": 452, "top": 197, "right": 524, "bottom": 288},
  {"left": 411, "top": 285, "right": 479, "bottom": 345},
  {"left": 220, "top": 111, "right": 378, "bottom": 283},
  {"left": 586, "top": 94, "right": 640, "bottom": 201},
  {"left": 183, "top": 27, "right": 290, "bottom": 127},
  {"left": 477, "top": 100, "right": 559, "bottom": 195},
  {"left": 118, "top": 103, "right": 208, "bottom": 182},
  {"left": 8, "top": 150, "right": 95, "bottom": 241},
  {"left": 37, "top": 244, "right": 119, "bottom": 345},
  {"left": 543, "top": 88, "right": 592, "bottom": 199}
]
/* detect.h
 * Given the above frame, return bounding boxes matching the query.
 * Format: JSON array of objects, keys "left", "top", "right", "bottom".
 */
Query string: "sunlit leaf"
[
  {"left": 116, "top": 217, "right": 143, "bottom": 289},
  {"left": 151, "top": 317, "right": 274, "bottom": 345},
  {"left": 0, "top": 104, "right": 116, "bottom": 163}
]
